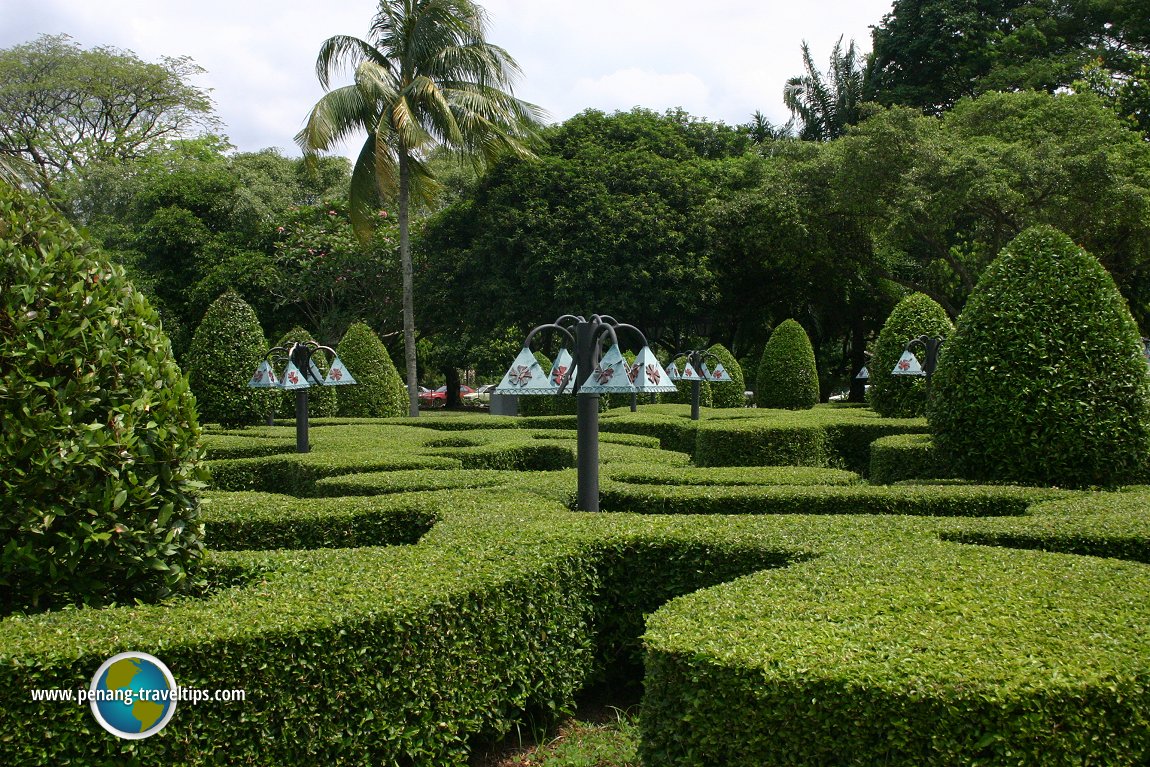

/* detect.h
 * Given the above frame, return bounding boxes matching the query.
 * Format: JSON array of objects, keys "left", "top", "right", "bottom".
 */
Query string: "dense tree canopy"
[
  {"left": 868, "top": 0, "right": 1150, "bottom": 121},
  {"left": 0, "top": 34, "right": 217, "bottom": 193}
]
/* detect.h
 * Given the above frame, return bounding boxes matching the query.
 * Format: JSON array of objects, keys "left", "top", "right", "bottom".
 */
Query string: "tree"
[
  {"left": 783, "top": 37, "right": 869, "bottom": 141},
  {"left": 930, "top": 226, "right": 1150, "bottom": 487},
  {"left": 0, "top": 34, "right": 217, "bottom": 193},
  {"left": 868, "top": 0, "right": 1150, "bottom": 116},
  {"left": 297, "top": 0, "right": 544, "bottom": 416}
]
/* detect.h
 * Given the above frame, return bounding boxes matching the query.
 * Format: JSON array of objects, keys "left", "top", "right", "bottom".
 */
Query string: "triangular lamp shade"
[
  {"left": 281, "top": 360, "right": 311, "bottom": 390},
  {"left": 680, "top": 362, "right": 701, "bottom": 380},
  {"left": 323, "top": 356, "right": 357, "bottom": 386},
  {"left": 855, "top": 365, "right": 870, "bottom": 380},
  {"left": 308, "top": 359, "right": 326, "bottom": 385},
  {"left": 550, "top": 348, "right": 576, "bottom": 390},
  {"left": 666, "top": 361, "right": 681, "bottom": 381},
  {"left": 892, "top": 350, "right": 925, "bottom": 377},
  {"left": 631, "top": 346, "right": 679, "bottom": 393},
  {"left": 495, "top": 347, "right": 557, "bottom": 395},
  {"left": 248, "top": 360, "right": 280, "bottom": 389},
  {"left": 578, "top": 344, "right": 637, "bottom": 394},
  {"left": 704, "top": 363, "right": 734, "bottom": 383}
]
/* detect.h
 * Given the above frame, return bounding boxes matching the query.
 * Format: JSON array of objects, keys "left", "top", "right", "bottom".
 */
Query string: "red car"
[{"left": 419, "top": 386, "right": 475, "bottom": 407}]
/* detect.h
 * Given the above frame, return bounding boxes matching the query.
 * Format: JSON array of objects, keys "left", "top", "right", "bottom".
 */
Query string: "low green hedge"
[
  {"left": 642, "top": 535, "right": 1150, "bottom": 766},
  {"left": 599, "top": 481, "right": 1053, "bottom": 517},
  {"left": 208, "top": 452, "right": 461, "bottom": 495},
  {"left": 201, "top": 433, "right": 295, "bottom": 460},
  {"left": 938, "top": 487, "right": 1150, "bottom": 563},
  {"left": 201, "top": 491, "right": 438, "bottom": 550},
  {"left": 870, "top": 433, "right": 953, "bottom": 484},
  {"left": 605, "top": 465, "right": 861, "bottom": 487},
  {"left": 695, "top": 419, "right": 828, "bottom": 467},
  {"left": 313, "top": 470, "right": 519, "bottom": 497}
]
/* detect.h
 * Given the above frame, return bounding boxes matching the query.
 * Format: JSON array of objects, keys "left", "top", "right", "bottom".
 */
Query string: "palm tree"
[
  {"left": 783, "top": 37, "right": 867, "bottom": 141},
  {"left": 297, "top": 0, "right": 544, "bottom": 416}
]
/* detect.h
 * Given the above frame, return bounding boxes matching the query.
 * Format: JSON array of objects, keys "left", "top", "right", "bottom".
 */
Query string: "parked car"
[
  {"left": 473, "top": 384, "right": 497, "bottom": 405},
  {"left": 424, "top": 385, "right": 476, "bottom": 406},
  {"left": 417, "top": 386, "right": 439, "bottom": 408}
]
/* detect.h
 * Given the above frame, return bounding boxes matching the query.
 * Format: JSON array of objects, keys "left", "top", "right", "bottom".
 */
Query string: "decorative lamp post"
[
  {"left": 494, "top": 314, "right": 678, "bottom": 511},
  {"left": 248, "top": 341, "right": 357, "bottom": 453},
  {"left": 891, "top": 335, "right": 946, "bottom": 392},
  {"left": 666, "top": 349, "right": 737, "bottom": 421}
]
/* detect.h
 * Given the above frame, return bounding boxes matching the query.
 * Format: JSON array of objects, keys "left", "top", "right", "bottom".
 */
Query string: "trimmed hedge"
[
  {"left": 335, "top": 321, "right": 407, "bottom": 418},
  {"left": 642, "top": 536, "right": 1150, "bottom": 766},
  {"left": 186, "top": 291, "right": 273, "bottom": 427},
  {"left": 273, "top": 327, "right": 339, "bottom": 419},
  {"left": 606, "top": 465, "right": 861, "bottom": 487},
  {"left": 869, "top": 433, "right": 953, "bottom": 484},
  {"left": 598, "top": 480, "right": 1051, "bottom": 516},
  {"left": 705, "top": 343, "right": 747, "bottom": 408},
  {"left": 201, "top": 491, "right": 437, "bottom": 550},
  {"left": 868, "top": 293, "right": 953, "bottom": 418},
  {"left": 930, "top": 226, "right": 1150, "bottom": 488},
  {"left": 755, "top": 319, "right": 819, "bottom": 410}
]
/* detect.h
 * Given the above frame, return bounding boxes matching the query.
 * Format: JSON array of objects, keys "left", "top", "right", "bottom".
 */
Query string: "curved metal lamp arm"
[{"left": 524, "top": 322, "right": 577, "bottom": 350}]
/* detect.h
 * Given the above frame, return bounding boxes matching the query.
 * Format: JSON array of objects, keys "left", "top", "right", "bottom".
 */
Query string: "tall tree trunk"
[{"left": 399, "top": 149, "right": 419, "bottom": 417}]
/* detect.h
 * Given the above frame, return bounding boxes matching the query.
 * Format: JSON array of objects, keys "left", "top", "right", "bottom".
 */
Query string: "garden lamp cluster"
[
  {"left": 892, "top": 335, "right": 946, "bottom": 388},
  {"left": 666, "top": 348, "right": 737, "bottom": 420},
  {"left": 495, "top": 314, "right": 677, "bottom": 511},
  {"left": 248, "top": 340, "right": 356, "bottom": 453}
]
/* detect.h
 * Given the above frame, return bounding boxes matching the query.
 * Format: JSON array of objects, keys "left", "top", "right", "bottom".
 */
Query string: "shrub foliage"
[
  {"left": 187, "top": 291, "right": 273, "bottom": 427},
  {"left": 755, "top": 319, "right": 819, "bottom": 409},
  {"left": 335, "top": 321, "right": 406, "bottom": 418},
  {"left": 706, "top": 343, "right": 745, "bottom": 408},
  {"left": 868, "top": 293, "right": 953, "bottom": 417},
  {"left": 930, "top": 226, "right": 1150, "bottom": 487},
  {"left": 0, "top": 182, "right": 207, "bottom": 612}
]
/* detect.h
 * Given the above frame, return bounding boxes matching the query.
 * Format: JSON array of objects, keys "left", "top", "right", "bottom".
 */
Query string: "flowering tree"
[{"left": 270, "top": 202, "right": 401, "bottom": 342}]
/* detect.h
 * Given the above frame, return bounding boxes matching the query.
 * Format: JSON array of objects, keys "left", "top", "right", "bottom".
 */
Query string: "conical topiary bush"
[
  {"left": 273, "top": 327, "right": 339, "bottom": 419},
  {"left": 0, "top": 182, "right": 207, "bottom": 611},
  {"left": 707, "top": 343, "right": 747, "bottom": 409},
  {"left": 187, "top": 291, "right": 274, "bottom": 427},
  {"left": 756, "top": 319, "right": 819, "bottom": 410},
  {"left": 868, "top": 293, "right": 954, "bottom": 417},
  {"left": 335, "top": 322, "right": 406, "bottom": 418},
  {"left": 930, "top": 225, "right": 1150, "bottom": 487}
]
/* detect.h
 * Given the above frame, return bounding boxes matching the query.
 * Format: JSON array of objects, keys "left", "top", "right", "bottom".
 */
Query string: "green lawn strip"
[
  {"left": 600, "top": 479, "right": 1058, "bottom": 516},
  {"left": 642, "top": 532, "right": 1150, "bottom": 766},
  {"left": 937, "top": 486, "right": 1150, "bottom": 562}
]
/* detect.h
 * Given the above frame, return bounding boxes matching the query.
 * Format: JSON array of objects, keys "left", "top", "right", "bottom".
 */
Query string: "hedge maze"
[{"left": 4, "top": 405, "right": 1150, "bottom": 765}]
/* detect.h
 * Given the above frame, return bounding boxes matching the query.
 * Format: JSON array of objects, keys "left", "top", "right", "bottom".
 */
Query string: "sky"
[{"left": 2, "top": 0, "right": 895, "bottom": 158}]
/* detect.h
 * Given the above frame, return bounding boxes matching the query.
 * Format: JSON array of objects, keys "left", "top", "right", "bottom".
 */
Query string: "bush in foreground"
[{"left": 0, "top": 182, "right": 207, "bottom": 612}]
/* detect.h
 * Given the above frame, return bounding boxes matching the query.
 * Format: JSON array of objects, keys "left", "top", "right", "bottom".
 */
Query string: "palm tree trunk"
[{"left": 399, "top": 148, "right": 419, "bottom": 417}]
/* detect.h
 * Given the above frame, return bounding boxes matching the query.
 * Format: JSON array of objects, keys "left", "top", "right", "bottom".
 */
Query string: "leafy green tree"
[
  {"left": 335, "top": 321, "right": 407, "bottom": 417},
  {"left": 0, "top": 182, "right": 207, "bottom": 612},
  {"left": 186, "top": 291, "right": 273, "bottom": 427},
  {"left": 755, "top": 319, "right": 820, "bottom": 410},
  {"left": 783, "top": 37, "right": 869, "bottom": 141},
  {"left": 0, "top": 34, "right": 217, "bottom": 193},
  {"left": 867, "top": 293, "right": 954, "bottom": 417},
  {"left": 930, "top": 226, "right": 1150, "bottom": 487},
  {"left": 868, "top": 0, "right": 1150, "bottom": 115},
  {"left": 297, "top": 0, "right": 544, "bottom": 416}
]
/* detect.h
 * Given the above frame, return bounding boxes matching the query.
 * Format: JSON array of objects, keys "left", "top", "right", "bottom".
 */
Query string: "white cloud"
[{"left": 571, "top": 68, "right": 711, "bottom": 117}]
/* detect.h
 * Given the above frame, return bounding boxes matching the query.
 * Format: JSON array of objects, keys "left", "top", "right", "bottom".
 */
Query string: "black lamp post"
[
  {"left": 248, "top": 341, "right": 356, "bottom": 453},
  {"left": 494, "top": 314, "right": 677, "bottom": 512},
  {"left": 667, "top": 348, "right": 737, "bottom": 421}
]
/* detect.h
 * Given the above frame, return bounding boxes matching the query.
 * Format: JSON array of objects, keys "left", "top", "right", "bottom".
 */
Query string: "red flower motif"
[
  {"left": 645, "top": 364, "right": 661, "bottom": 384},
  {"left": 684, "top": 367, "right": 695, "bottom": 378},
  {"left": 253, "top": 370, "right": 265, "bottom": 382},
  {"left": 552, "top": 365, "right": 568, "bottom": 384},
  {"left": 712, "top": 368, "right": 723, "bottom": 379},
  {"left": 509, "top": 365, "right": 532, "bottom": 386},
  {"left": 288, "top": 371, "right": 300, "bottom": 385},
  {"left": 897, "top": 359, "right": 910, "bottom": 371},
  {"left": 595, "top": 366, "right": 614, "bottom": 385},
  {"left": 330, "top": 367, "right": 343, "bottom": 381},
  {"left": 627, "top": 363, "right": 640, "bottom": 383}
]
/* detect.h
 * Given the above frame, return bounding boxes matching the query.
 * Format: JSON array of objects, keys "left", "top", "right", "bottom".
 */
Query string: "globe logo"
[{"left": 89, "top": 652, "right": 177, "bottom": 739}]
